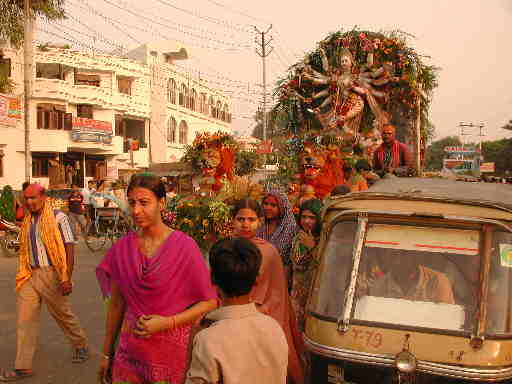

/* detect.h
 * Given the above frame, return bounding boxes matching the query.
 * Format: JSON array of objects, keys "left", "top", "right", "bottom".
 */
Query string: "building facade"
[{"left": 0, "top": 39, "right": 231, "bottom": 189}]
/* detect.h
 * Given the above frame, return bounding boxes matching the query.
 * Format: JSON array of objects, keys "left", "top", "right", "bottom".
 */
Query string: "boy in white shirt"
[{"left": 185, "top": 238, "right": 288, "bottom": 384}]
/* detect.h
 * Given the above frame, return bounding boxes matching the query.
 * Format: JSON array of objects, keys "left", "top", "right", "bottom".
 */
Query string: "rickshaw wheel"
[{"left": 84, "top": 222, "right": 108, "bottom": 252}]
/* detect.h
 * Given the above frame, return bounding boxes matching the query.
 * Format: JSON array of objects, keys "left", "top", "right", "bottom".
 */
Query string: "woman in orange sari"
[{"left": 231, "top": 199, "right": 304, "bottom": 384}]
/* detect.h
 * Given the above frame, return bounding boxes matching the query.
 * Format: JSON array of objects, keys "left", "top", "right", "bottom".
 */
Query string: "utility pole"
[
  {"left": 459, "top": 122, "right": 485, "bottom": 153},
  {"left": 254, "top": 25, "right": 273, "bottom": 145},
  {"left": 23, "top": 0, "right": 34, "bottom": 182},
  {"left": 460, "top": 122, "right": 485, "bottom": 174}
]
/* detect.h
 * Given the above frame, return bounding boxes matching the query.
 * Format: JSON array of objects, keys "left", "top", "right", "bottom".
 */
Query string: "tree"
[
  {"left": 251, "top": 109, "right": 285, "bottom": 141},
  {"left": 0, "top": 0, "right": 65, "bottom": 92},
  {"left": 423, "top": 136, "right": 461, "bottom": 170},
  {"left": 482, "top": 138, "right": 512, "bottom": 176},
  {"left": 502, "top": 119, "right": 512, "bottom": 132},
  {"left": 1, "top": 0, "right": 65, "bottom": 47}
]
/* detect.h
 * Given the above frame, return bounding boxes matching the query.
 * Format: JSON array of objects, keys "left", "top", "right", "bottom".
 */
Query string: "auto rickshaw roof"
[{"left": 325, "top": 177, "right": 512, "bottom": 221}]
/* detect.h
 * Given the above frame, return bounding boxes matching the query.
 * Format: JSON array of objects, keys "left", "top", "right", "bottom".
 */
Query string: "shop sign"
[
  {"left": 444, "top": 146, "right": 478, "bottom": 154},
  {"left": 0, "top": 94, "right": 22, "bottom": 127},
  {"left": 71, "top": 117, "right": 112, "bottom": 144},
  {"left": 256, "top": 140, "right": 273, "bottom": 155},
  {"left": 443, "top": 159, "right": 473, "bottom": 170},
  {"left": 480, "top": 162, "right": 495, "bottom": 173}
]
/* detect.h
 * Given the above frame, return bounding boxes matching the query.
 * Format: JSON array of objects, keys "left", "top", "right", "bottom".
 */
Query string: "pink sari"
[{"left": 97, "top": 231, "right": 216, "bottom": 384}]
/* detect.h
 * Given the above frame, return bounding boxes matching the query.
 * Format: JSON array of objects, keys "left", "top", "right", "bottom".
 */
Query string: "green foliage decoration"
[
  {"left": 272, "top": 27, "right": 439, "bottom": 145},
  {"left": 0, "top": 185, "right": 16, "bottom": 222}
]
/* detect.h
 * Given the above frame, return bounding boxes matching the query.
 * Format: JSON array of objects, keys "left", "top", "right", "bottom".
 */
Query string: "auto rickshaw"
[{"left": 306, "top": 178, "right": 512, "bottom": 383}]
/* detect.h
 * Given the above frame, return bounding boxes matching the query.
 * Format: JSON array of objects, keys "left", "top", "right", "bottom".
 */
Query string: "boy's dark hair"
[
  {"left": 22, "top": 182, "right": 30, "bottom": 191},
  {"left": 209, "top": 238, "right": 262, "bottom": 298}
]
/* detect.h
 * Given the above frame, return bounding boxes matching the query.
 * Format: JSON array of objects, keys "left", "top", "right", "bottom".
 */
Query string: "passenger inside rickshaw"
[
  {"left": 353, "top": 223, "right": 479, "bottom": 331},
  {"left": 358, "top": 248, "right": 455, "bottom": 304},
  {"left": 310, "top": 221, "right": 480, "bottom": 332}
]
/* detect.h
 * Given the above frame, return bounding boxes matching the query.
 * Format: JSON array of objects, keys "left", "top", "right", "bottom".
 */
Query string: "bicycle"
[{"left": 84, "top": 207, "right": 132, "bottom": 252}]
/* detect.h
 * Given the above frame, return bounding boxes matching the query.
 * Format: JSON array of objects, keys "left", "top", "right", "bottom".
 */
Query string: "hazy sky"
[{"left": 37, "top": 0, "right": 512, "bottom": 142}]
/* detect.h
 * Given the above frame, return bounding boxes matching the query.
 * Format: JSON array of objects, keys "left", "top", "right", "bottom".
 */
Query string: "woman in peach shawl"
[{"left": 231, "top": 199, "right": 304, "bottom": 384}]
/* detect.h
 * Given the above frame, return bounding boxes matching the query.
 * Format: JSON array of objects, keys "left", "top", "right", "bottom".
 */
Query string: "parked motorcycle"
[{"left": 0, "top": 217, "right": 20, "bottom": 258}]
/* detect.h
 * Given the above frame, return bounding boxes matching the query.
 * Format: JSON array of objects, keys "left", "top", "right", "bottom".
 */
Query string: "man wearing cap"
[
  {"left": 0, "top": 184, "right": 88, "bottom": 382},
  {"left": 373, "top": 124, "right": 412, "bottom": 177}
]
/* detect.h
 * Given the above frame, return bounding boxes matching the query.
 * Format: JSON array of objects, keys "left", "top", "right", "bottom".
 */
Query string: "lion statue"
[
  {"left": 184, "top": 131, "right": 263, "bottom": 201},
  {"left": 299, "top": 140, "right": 344, "bottom": 199}
]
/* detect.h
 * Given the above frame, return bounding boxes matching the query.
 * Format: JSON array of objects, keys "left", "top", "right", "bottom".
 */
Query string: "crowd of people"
[
  {"left": 0, "top": 124, "right": 415, "bottom": 383},
  {"left": 0, "top": 173, "right": 330, "bottom": 384}
]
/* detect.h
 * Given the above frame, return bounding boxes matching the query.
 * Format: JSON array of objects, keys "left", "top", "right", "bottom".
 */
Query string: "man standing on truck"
[{"left": 373, "top": 124, "right": 412, "bottom": 177}]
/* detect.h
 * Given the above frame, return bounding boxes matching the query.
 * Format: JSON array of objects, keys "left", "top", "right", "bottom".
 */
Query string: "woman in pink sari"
[
  {"left": 97, "top": 173, "right": 217, "bottom": 384},
  {"left": 231, "top": 199, "right": 305, "bottom": 384}
]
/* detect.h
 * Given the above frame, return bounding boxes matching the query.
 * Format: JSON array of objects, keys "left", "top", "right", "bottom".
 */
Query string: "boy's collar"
[{"left": 206, "top": 302, "right": 259, "bottom": 321}]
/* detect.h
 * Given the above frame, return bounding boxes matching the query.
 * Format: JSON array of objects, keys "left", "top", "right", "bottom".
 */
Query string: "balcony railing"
[{"left": 33, "top": 78, "right": 150, "bottom": 118}]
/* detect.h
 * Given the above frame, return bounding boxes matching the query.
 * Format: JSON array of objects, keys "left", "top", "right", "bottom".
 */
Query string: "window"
[
  {"left": 37, "top": 104, "right": 72, "bottom": 130},
  {"left": 200, "top": 93, "right": 207, "bottom": 114},
  {"left": 0, "top": 57, "right": 11, "bottom": 78},
  {"left": 190, "top": 89, "right": 198, "bottom": 111},
  {"left": 117, "top": 77, "right": 132, "bottom": 95},
  {"left": 209, "top": 96, "right": 215, "bottom": 118},
  {"left": 168, "top": 79, "right": 177, "bottom": 104},
  {"left": 222, "top": 104, "right": 229, "bottom": 122},
  {"left": 86, "top": 159, "right": 104, "bottom": 177},
  {"left": 179, "top": 84, "right": 188, "bottom": 107},
  {"left": 77, "top": 104, "right": 93, "bottom": 119},
  {"left": 115, "top": 115, "right": 125, "bottom": 137},
  {"left": 216, "top": 101, "right": 223, "bottom": 120},
  {"left": 353, "top": 223, "right": 479, "bottom": 333},
  {"left": 178, "top": 120, "right": 188, "bottom": 145},
  {"left": 167, "top": 117, "right": 177, "bottom": 143},
  {"left": 75, "top": 72, "right": 100, "bottom": 87},
  {"left": 32, "top": 157, "right": 49, "bottom": 177},
  {"left": 36, "top": 63, "right": 64, "bottom": 80}
]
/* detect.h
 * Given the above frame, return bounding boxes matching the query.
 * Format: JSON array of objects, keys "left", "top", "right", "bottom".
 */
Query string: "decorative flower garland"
[
  {"left": 273, "top": 28, "right": 439, "bottom": 149},
  {"left": 182, "top": 131, "right": 238, "bottom": 172}
]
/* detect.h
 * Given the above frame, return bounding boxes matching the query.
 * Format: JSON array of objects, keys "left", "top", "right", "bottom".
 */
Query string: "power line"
[
  {"left": 114, "top": 0, "right": 245, "bottom": 41},
  {"left": 100, "top": 0, "right": 252, "bottom": 49},
  {"left": 64, "top": 3, "right": 142, "bottom": 46},
  {"left": 69, "top": 0, "right": 250, "bottom": 52},
  {"left": 151, "top": 0, "right": 253, "bottom": 34},
  {"left": 199, "top": 0, "right": 271, "bottom": 24}
]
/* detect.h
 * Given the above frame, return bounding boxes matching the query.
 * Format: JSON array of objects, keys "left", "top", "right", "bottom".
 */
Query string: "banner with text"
[{"left": 0, "top": 94, "right": 22, "bottom": 127}]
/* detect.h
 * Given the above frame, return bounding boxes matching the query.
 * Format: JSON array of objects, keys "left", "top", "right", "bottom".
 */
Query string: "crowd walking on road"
[{"left": 0, "top": 172, "right": 342, "bottom": 384}]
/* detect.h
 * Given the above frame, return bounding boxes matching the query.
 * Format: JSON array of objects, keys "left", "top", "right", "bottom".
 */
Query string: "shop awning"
[{"left": 149, "top": 162, "right": 194, "bottom": 176}]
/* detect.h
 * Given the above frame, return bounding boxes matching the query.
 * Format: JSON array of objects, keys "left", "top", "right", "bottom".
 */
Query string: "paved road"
[{"left": 0, "top": 242, "right": 107, "bottom": 384}]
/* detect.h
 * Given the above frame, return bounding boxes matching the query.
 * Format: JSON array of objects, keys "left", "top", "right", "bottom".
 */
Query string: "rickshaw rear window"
[{"left": 354, "top": 223, "right": 479, "bottom": 332}]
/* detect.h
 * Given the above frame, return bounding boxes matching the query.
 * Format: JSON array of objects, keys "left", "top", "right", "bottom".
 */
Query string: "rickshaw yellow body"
[{"left": 305, "top": 178, "right": 512, "bottom": 382}]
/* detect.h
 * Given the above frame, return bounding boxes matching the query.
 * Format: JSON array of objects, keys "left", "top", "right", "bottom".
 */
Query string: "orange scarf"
[{"left": 16, "top": 202, "right": 69, "bottom": 290}]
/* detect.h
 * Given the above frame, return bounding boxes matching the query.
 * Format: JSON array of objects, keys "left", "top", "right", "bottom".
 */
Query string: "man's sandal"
[{"left": 0, "top": 369, "right": 33, "bottom": 382}]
